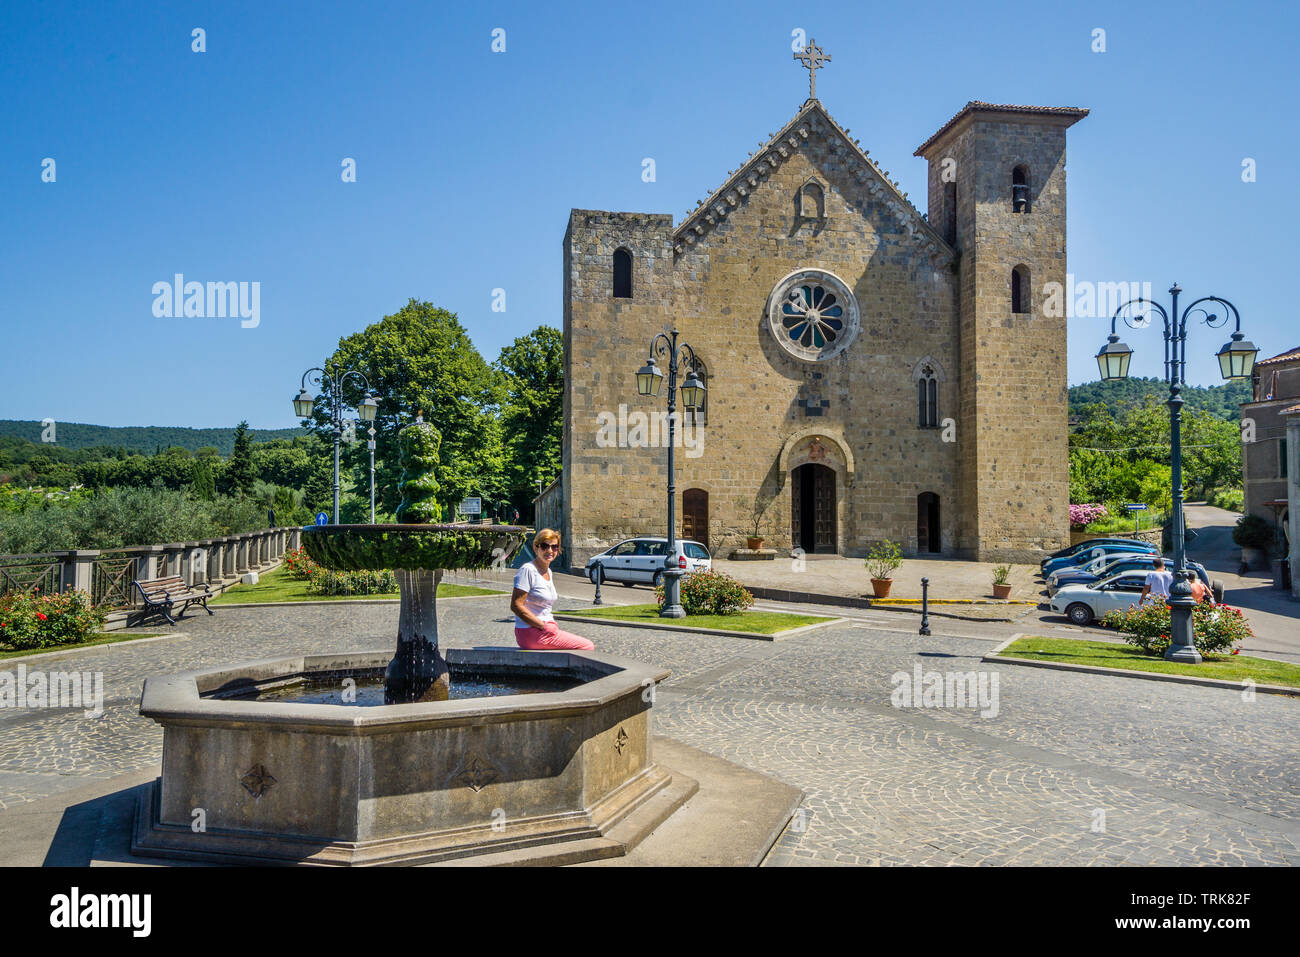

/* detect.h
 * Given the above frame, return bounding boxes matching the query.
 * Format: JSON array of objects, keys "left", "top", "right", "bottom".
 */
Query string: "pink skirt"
[{"left": 514, "top": 624, "right": 595, "bottom": 651}]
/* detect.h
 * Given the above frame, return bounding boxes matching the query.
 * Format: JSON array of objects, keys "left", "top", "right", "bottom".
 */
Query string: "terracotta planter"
[
  {"left": 870, "top": 578, "right": 893, "bottom": 598},
  {"left": 746, "top": 537, "right": 764, "bottom": 550},
  {"left": 992, "top": 583, "right": 1012, "bottom": 599}
]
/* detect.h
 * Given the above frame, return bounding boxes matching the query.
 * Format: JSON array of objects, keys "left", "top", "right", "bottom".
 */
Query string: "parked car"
[
  {"left": 1040, "top": 538, "right": 1151, "bottom": 571},
  {"left": 584, "top": 537, "right": 711, "bottom": 587},
  {"left": 1048, "top": 554, "right": 1214, "bottom": 597},
  {"left": 1041, "top": 541, "right": 1157, "bottom": 577},
  {"left": 1049, "top": 571, "right": 1157, "bottom": 626}
]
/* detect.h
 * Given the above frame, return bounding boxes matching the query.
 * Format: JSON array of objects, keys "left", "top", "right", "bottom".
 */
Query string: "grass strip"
[{"left": 998, "top": 636, "right": 1300, "bottom": 688}]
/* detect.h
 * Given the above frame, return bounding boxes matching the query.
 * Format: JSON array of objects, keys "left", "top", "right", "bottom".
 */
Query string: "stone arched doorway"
[
  {"left": 917, "top": 492, "right": 941, "bottom": 554},
  {"left": 793, "top": 463, "right": 837, "bottom": 553}
]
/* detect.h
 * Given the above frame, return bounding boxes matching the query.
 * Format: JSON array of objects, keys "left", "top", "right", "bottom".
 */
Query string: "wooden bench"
[{"left": 130, "top": 576, "right": 214, "bottom": 626}]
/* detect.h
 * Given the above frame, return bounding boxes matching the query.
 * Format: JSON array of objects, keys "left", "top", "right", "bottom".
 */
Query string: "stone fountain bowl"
[
  {"left": 132, "top": 648, "right": 694, "bottom": 866},
  {"left": 300, "top": 523, "right": 529, "bottom": 571}
]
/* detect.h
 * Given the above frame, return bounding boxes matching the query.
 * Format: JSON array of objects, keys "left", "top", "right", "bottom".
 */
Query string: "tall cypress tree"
[
  {"left": 227, "top": 421, "right": 256, "bottom": 497},
  {"left": 190, "top": 457, "right": 216, "bottom": 500}
]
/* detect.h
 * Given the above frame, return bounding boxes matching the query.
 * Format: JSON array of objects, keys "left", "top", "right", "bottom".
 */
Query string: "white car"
[
  {"left": 1049, "top": 570, "right": 1157, "bottom": 626},
  {"left": 584, "top": 537, "right": 711, "bottom": 588}
]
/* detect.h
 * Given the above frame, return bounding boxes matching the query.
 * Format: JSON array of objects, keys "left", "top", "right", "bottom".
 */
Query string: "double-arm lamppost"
[
  {"left": 1095, "top": 283, "right": 1257, "bottom": 662},
  {"left": 293, "top": 368, "right": 379, "bottom": 525},
  {"left": 636, "top": 329, "right": 706, "bottom": 618}
]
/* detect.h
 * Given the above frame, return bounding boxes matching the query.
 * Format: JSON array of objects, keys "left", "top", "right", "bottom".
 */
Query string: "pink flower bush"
[{"left": 1069, "top": 503, "right": 1109, "bottom": 528}]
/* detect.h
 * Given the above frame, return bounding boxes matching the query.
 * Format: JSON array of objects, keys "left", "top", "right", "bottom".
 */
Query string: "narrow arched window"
[
  {"left": 1011, "top": 265, "right": 1030, "bottom": 314},
  {"left": 943, "top": 180, "right": 957, "bottom": 244},
  {"left": 1012, "top": 165, "right": 1030, "bottom": 213},
  {"left": 917, "top": 364, "right": 938, "bottom": 427},
  {"left": 612, "top": 248, "right": 633, "bottom": 299}
]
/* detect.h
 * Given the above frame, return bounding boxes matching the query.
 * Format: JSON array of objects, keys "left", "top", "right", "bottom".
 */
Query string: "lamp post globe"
[
  {"left": 293, "top": 390, "right": 315, "bottom": 419},
  {"left": 636, "top": 359, "right": 663, "bottom": 397},
  {"left": 1216, "top": 332, "right": 1258, "bottom": 381},
  {"left": 1095, "top": 335, "right": 1133, "bottom": 381},
  {"left": 357, "top": 392, "right": 379, "bottom": 422}
]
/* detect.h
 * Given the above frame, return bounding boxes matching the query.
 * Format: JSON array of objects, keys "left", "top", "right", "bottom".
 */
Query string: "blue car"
[
  {"left": 1039, "top": 538, "right": 1151, "bottom": 572},
  {"left": 1048, "top": 554, "right": 1212, "bottom": 596},
  {"left": 1042, "top": 541, "right": 1157, "bottom": 576}
]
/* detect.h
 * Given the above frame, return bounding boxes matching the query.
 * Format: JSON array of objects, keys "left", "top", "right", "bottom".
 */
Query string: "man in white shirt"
[{"left": 1139, "top": 557, "right": 1174, "bottom": 604}]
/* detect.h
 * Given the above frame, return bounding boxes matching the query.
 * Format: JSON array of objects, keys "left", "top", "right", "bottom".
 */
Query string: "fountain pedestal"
[{"left": 387, "top": 568, "right": 448, "bottom": 703}]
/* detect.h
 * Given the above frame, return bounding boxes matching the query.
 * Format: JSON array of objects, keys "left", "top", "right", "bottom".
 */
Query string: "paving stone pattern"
[{"left": 0, "top": 599, "right": 1296, "bottom": 866}]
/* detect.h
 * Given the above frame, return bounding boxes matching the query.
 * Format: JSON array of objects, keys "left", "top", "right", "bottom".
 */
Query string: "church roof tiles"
[{"left": 1256, "top": 346, "right": 1300, "bottom": 367}]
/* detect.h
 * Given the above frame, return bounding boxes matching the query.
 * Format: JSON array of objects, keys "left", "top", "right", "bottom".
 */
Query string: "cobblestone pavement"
[{"left": 1, "top": 596, "right": 1296, "bottom": 866}]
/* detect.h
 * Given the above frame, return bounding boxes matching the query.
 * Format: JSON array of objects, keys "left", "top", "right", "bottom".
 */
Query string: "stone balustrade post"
[
  {"left": 182, "top": 544, "right": 205, "bottom": 585},
  {"left": 289, "top": 527, "right": 301, "bottom": 550},
  {"left": 235, "top": 536, "right": 250, "bottom": 575},
  {"left": 56, "top": 550, "right": 99, "bottom": 596},
  {"left": 221, "top": 537, "right": 236, "bottom": 578},
  {"left": 205, "top": 540, "right": 223, "bottom": 583}
]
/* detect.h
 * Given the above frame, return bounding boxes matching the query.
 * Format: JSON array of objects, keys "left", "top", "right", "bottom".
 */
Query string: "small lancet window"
[
  {"left": 613, "top": 248, "right": 633, "bottom": 299},
  {"left": 1012, "top": 265, "right": 1030, "bottom": 314},
  {"left": 796, "top": 181, "right": 825, "bottom": 220},
  {"left": 1012, "top": 166, "right": 1030, "bottom": 214},
  {"left": 917, "top": 364, "right": 939, "bottom": 427}
]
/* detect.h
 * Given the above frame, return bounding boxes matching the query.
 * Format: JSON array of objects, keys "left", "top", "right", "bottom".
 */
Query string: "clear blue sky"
[{"left": 2, "top": 0, "right": 1295, "bottom": 429}]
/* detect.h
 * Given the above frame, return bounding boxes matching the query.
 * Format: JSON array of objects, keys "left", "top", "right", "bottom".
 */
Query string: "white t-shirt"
[
  {"left": 513, "top": 562, "right": 557, "bottom": 628},
  {"left": 1144, "top": 570, "right": 1173, "bottom": 599}
]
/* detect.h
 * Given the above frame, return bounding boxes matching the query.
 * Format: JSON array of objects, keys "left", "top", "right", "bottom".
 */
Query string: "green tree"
[
  {"left": 395, "top": 420, "right": 443, "bottom": 523},
  {"left": 227, "top": 421, "right": 256, "bottom": 496},
  {"left": 315, "top": 299, "right": 506, "bottom": 518},
  {"left": 190, "top": 457, "right": 216, "bottom": 500},
  {"left": 495, "top": 326, "right": 563, "bottom": 514}
]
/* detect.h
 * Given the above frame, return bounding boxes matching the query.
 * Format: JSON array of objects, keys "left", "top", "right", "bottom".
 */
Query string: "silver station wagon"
[{"left": 584, "top": 537, "right": 712, "bottom": 587}]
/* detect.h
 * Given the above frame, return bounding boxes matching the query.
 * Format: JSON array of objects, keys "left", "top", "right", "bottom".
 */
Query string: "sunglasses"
[{"left": 538, "top": 542, "right": 561, "bottom": 551}]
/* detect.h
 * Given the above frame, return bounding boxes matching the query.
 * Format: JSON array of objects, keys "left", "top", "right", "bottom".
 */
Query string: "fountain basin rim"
[{"left": 139, "top": 648, "right": 668, "bottom": 734}]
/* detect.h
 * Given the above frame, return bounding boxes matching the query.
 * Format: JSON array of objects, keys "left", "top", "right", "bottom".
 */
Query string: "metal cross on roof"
[{"left": 794, "top": 40, "right": 831, "bottom": 100}]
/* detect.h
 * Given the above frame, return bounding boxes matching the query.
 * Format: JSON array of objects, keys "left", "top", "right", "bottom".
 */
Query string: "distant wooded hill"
[
  {"left": 0, "top": 421, "right": 306, "bottom": 456},
  {"left": 1068, "top": 377, "right": 1250, "bottom": 422}
]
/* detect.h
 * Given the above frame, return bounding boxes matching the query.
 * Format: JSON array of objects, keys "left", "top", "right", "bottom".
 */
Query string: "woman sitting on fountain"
[{"left": 511, "top": 529, "right": 594, "bottom": 651}]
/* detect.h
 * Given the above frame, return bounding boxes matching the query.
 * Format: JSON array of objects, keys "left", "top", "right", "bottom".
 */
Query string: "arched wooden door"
[
  {"left": 792, "top": 464, "right": 837, "bottom": 553},
  {"left": 682, "top": 488, "right": 708, "bottom": 549}
]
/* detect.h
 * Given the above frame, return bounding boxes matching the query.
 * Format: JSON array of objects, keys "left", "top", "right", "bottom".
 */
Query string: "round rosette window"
[{"left": 766, "top": 268, "right": 861, "bottom": 361}]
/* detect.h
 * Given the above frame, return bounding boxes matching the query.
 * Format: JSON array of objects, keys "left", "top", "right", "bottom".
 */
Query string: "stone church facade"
[{"left": 556, "top": 94, "right": 1088, "bottom": 567}]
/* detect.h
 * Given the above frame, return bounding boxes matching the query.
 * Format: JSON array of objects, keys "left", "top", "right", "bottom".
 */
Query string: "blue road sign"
[
  {"left": 315, "top": 512, "right": 329, "bottom": 525},
  {"left": 1124, "top": 504, "right": 1149, "bottom": 511}
]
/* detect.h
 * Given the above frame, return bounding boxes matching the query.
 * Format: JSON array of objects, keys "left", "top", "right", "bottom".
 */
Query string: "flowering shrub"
[
  {"left": 654, "top": 569, "right": 754, "bottom": 616},
  {"left": 305, "top": 568, "right": 398, "bottom": 596},
  {"left": 1102, "top": 600, "right": 1252, "bottom": 657},
  {"left": 1069, "top": 503, "right": 1108, "bottom": 528},
  {"left": 0, "top": 589, "right": 105, "bottom": 650},
  {"left": 281, "top": 546, "right": 321, "bottom": 579}
]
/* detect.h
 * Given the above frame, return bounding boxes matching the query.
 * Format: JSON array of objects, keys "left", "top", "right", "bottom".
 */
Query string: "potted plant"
[
  {"left": 864, "top": 540, "right": 903, "bottom": 598},
  {"left": 747, "top": 504, "right": 769, "bottom": 550},
  {"left": 1232, "top": 514, "right": 1275, "bottom": 570},
  {"left": 991, "top": 564, "right": 1012, "bottom": 599}
]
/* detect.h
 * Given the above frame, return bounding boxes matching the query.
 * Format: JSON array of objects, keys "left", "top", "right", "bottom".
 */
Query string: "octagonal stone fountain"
[{"left": 132, "top": 419, "right": 696, "bottom": 865}]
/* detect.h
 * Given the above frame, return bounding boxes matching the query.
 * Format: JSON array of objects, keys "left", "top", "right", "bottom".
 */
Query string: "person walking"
[{"left": 1139, "top": 557, "right": 1174, "bottom": 605}]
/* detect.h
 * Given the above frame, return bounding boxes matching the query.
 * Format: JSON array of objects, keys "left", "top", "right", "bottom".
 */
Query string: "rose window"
[{"left": 766, "top": 269, "right": 861, "bottom": 361}]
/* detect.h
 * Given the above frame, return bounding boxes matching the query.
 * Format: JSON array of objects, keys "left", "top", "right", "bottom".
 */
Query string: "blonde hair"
[{"left": 533, "top": 528, "right": 561, "bottom": 550}]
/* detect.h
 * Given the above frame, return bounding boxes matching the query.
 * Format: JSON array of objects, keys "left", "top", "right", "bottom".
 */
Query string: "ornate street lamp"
[
  {"left": 635, "top": 329, "right": 706, "bottom": 618},
  {"left": 293, "top": 368, "right": 377, "bottom": 525},
  {"left": 1096, "top": 283, "right": 1254, "bottom": 662}
]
